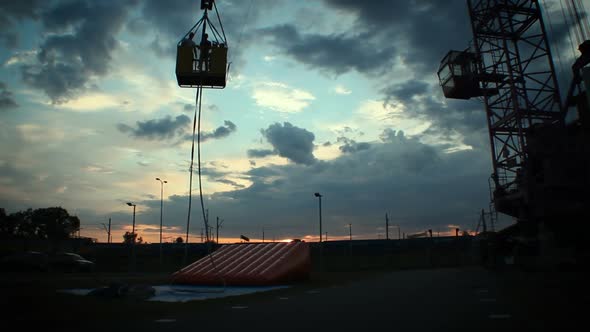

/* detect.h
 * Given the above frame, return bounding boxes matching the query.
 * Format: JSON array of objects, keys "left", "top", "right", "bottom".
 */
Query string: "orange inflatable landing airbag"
[{"left": 171, "top": 242, "right": 311, "bottom": 286}]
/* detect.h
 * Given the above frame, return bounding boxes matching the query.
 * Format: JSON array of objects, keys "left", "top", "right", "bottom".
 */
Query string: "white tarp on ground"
[
  {"left": 149, "top": 285, "right": 290, "bottom": 302},
  {"left": 59, "top": 284, "right": 290, "bottom": 302}
]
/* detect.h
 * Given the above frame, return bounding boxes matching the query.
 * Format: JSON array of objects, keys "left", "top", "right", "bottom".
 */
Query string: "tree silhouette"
[
  {"left": 0, "top": 208, "right": 17, "bottom": 236},
  {"left": 0, "top": 207, "right": 80, "bottom": 251},
  {"left": 32, "top": 207, "right": 80, "bottom": 241},
  {"left": 0, "top": 207, "right": 79, "bottom": 241},
  {"left": 123, "top": 231, "right": 137, "bottom": 244},
  {"left": 175, "top": 237, "right": 183, "bottom": 243}
]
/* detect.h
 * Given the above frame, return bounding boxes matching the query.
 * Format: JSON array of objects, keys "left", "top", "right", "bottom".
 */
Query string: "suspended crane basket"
[{"left": 175, "top": 0, "right": 228, "bottom": 89}]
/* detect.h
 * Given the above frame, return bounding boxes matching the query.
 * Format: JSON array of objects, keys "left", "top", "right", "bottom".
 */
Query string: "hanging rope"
[
  {"left": 196, "top": 84, "right": 226, "bottom": 289},
  {"left": 184, "top": 86, "right": 201, "bottom": 261},
  {"left": 180, "top": 84, "right": 226, "bottom": 290}
]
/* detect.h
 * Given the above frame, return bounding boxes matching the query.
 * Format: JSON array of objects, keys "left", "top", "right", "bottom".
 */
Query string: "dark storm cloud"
[
  {"left": 190, "top": 163, "right": 244, "bottom": 189},
  {"left": 337, "top": 137, "right": 371, "bottom": 154},
  {"left": 215, "top": 178, "right": 245, "bottom": 189},
  {"left": 0, "top": 0, "right": 44, "bottom": 18},
  {"left": 118, "top": 114, "right": 191, "bottom": 140},
  {"left": 20, "top": 0, "right": 138, "bottom": 103},
  {"left": 0, "top": 82, "right": 18, "bottom": 111},
  {"left": 247, "top": 149, "right": 275, "bottom": 158},
  {"left": 378, "top": 79, "right": 488, "bottom": 149},
  {"left": 0, "top": 0, "right": 45, "bottom": 48},
  {"left": 181, "top": 120, "right": 238, "bottom": 143},
  {"left": 202, "top": 120, "right": 237, "bottom": 141},
  {"left": 254, "top": 0, "right": 486, "bottom": 145},
  {"left": 255, "top": 1, "right": 469, "bottom": 78},
  {"left": 134, "top": 127, "right": 491, "bottom": 238},
  {"left": 322, "top": 0, "right": 471, "bottom": 75},
  {"left": 258, "top": 24, "right": 395, "bottom": 75},
  {"left": 383, "top": 80, "right": 430, "bottom": 105},
  {"left": 150, "top": 36, "right": 175, "bottom": 58},
  {"left": 258, "top": 122, "right": 317, "bottom": 165},
  {"left": 0, "top": 160, "right": 34, "bottom": 187}
]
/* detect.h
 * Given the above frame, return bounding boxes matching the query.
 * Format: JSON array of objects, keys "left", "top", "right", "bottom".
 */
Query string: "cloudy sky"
[{"left": 0, "top": 0, "right": 586, "bottom": 243}]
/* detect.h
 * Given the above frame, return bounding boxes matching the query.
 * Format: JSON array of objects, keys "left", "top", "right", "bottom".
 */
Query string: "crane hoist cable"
[
  {"left": 180, "top": 82, "right": 226, "bottom": 290},
  {"left": 542, "top": 0, "right": 566, "bottom": 79},
  {"left": 560, "top": 0, "right": 579, "bottom": 60},
  {"left": 178, "top": 0, "right": 229, "bottom": 290}
]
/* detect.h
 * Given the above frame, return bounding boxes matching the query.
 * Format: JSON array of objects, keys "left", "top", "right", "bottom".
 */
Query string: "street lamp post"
[
  {"left": 155, "top": 177, "right": 167, "bottom": 265},
  {"left": 314, "top": 193, "right": 322, "bottom": 242},
  {"left": 126, "top": 202, "right": 136, "bottom": 235},
  {"left": 126, "top": 202, "right": 136, "bottom": 273}
]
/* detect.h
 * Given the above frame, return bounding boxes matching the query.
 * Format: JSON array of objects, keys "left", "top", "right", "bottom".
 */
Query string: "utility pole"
[
  {"left": 101, "top": 219, "right": 112, "bottom": 243},
  {"left": 348, "top": 223, "right": 352, "bottom": 241},
  {"left": 205, "top": 209, "right": 209, "bottom": 241},
  {"left": 200, "top": 228, "right": 204, "bottom": 243},
  {"left": 216, "top": 217, "right": 224, "bottom": 244},
  {"left": 262, "top": 227, "right": 265, "bottom": 243},
  {"left": 386, "top": 213, "right": 389, "bottom": 240}
]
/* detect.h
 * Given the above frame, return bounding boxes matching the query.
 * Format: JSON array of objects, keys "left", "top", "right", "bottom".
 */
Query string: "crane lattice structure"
[{"left": 439, "top": 0, "right": 567, "bottom": 220}]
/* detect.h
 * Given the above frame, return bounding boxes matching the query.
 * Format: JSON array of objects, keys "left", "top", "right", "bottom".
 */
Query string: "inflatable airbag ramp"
[{"left": 171, "top": 242, "right": 311, "bottom": 286}]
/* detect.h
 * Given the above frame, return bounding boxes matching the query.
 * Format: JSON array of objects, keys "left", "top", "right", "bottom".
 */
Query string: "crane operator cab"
[
  {"left": 175, "top": 0, "right": 228, "bottom": 89},
  {"left": 438, "top": 50, "right": 481, "bottom": 99}
]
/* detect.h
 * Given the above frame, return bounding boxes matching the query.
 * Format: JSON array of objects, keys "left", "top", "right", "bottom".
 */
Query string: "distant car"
[
  {"left": 49, "top": 252, "right": 95, "bottom": 272},
  {"left": 0, "top": 251, "right": 49, "bottom": 272}
]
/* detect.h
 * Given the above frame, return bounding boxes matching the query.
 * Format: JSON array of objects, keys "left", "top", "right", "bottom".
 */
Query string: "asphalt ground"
[{"left": 1, "top": 266, "right": 587, "bottom": 332}]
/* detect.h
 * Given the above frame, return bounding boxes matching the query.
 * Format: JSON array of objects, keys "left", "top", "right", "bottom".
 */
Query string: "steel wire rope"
[
  {"left": 226, "top": 0, "right": 253, "bottom": 81},
  {"left": 572, "top": 0, "right": 589, "bottom": 40},
  {"left": 560, "top": 0, "right": 579, "bottom": 59},
  {"left": 566, "top": 0, "right": 583, "bottom": 45},
  {"left": 542, "top": 0, "right": 567, "bottom": 102},
  {"left": 576, "top": 0, "right": 590, "bottom": 39}
]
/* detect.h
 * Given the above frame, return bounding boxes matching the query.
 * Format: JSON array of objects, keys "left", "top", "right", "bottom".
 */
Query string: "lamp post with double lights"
[{"left": 155, "top": 177, "right": 167, "bottom": 265}]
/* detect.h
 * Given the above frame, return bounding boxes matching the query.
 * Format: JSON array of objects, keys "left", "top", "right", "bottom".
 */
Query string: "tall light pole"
[
  {"left": 314, "top": 192, "right": 322, "bottom": 242},
  {"left": 126, "top": 202, "right": 136, "bottom": 235},
  {"left": 126, "top": 202, "right": 136, "bottom": 273},
  {"left": 386, "top": 213, "right": 389, "bottom": 240},
  {"left": 155, "top": 177, "right": 167, "bottom": 265}
]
